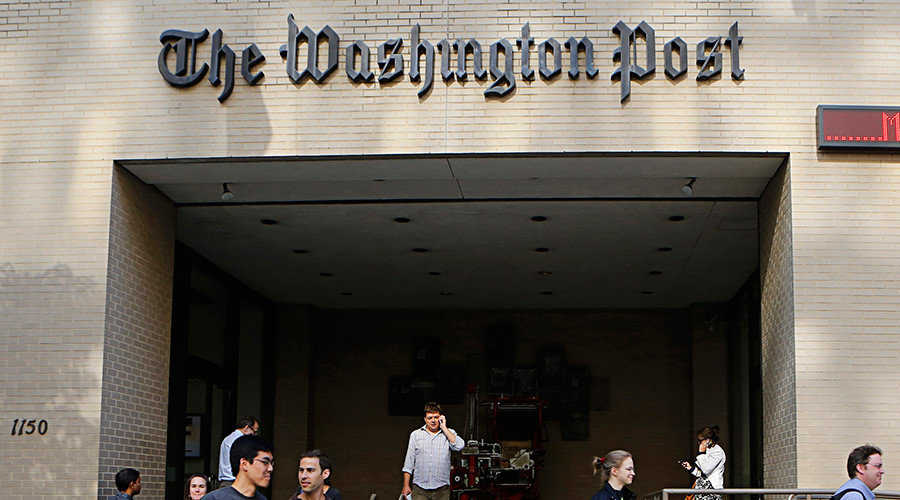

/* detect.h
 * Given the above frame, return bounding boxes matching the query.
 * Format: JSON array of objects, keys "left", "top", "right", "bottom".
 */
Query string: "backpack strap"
[{"left": 832, "top": 489, "right": 865, "bottom": 500}]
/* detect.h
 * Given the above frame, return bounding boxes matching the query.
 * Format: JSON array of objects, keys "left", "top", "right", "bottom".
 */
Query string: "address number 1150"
[{"left": 11, "top": 419, "right": 48, "bottom": 436}]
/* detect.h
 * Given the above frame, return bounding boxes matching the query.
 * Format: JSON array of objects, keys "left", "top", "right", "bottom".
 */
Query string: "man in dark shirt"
[
  {"left": 289, "top": 449, "right": 342, "bottom": 500},
  {"left": 113, "top": 468, "right": 142, "bottom": 500},
  {"left": 203, "top": 435, "right": 274, "bottom": 500}
]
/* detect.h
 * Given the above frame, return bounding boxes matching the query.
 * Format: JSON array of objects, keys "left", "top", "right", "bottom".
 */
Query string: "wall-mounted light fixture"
[
  {"left": 221, "top": 183, "right": 234, "bottom": 201},
  {"left": 681, "top": 177, "right": 697, "bottom": 196}
]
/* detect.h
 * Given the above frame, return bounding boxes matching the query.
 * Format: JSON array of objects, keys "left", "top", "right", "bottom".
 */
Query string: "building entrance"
[{"left": 120, "top": 152, "right": 785, "bottom": 499}]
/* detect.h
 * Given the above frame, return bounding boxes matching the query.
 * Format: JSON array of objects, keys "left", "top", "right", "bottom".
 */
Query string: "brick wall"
[
  {"left": 97, "top": 166, "right": 176, "bottom": 498},
  {"left": 759, "top": 163, "right": 797, "bottom": 488},
  {"left": 2, "top": 0, "right": 899, "bottom": 496}
]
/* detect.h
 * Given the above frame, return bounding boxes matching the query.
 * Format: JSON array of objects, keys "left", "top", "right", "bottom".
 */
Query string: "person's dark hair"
[
  {"left": 847, "top": 445, "right": 882, "bottom": 479},
  {"left": 115, "top": 468, "right": 141, "bottom": 492},
  {"left": 183, "top": 473, "right": 209, "bottom": 500},
  {"left": 698, "top": 425, "right": 721, "bottom": 445},
  {"left": 300, "top": 449, "right": 333, "bottom": 474},
  {"left": 592, "top": 450, "right": 632, "bottom": 484},
  {"left": 230, "top": 435, "right": 274, "bottom": 477},
  {"left": 236, "top": 416, "right": 258, "bottom": 430},
  {"left": 424, "top": 402, "right": 442, "bottom": 415}
]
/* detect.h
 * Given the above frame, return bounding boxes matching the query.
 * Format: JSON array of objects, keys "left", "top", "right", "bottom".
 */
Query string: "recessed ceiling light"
[
  {"left": 373, "top": 179, "right": 385, "bottom": 182},
  {"left": 641, "top": 290, "right": 654, "bottom": 294},
  {"left": 428, "top": 271, "right": 442, "bottom": 276},
  {"left": 293, "top": 249, "right": 309, "bottom": 254},
  {"left": 413, "top": 248, "right": 428, "bottom": 253},
  {"left": 341, "top": 292, "right": 353, "bottom": 296},
  {"left": 649, "top": 270, "right": 663, "bottom": 275},
  {"left": 531, "top": 216, "right": 547, "bottom": 222},
  {"left": 668, "top": 215, "right": 685, "bottom": 222},
  {"left": 261, "top": 219, "right": 278, "bottom": 225},
  {"left": 319, "top": 272, "right": 333, "bottom": 277},
  {"left": 394, "top": 217, "right": 410, "bottom": 223},
  {"left": 440, "top": 291, "right": 453, "bottom": 296},
  {"left": 534, "top": 247, "right": 550, "bottom": 253},
  {"left": 538, "top": 271, "right": 552, "bottom": 276},
  {"left": 540, "top": 291, "right": 554, "bottom": 295},
  {"left": 657, "top": 247, "right": 673, "bottom": 252}
]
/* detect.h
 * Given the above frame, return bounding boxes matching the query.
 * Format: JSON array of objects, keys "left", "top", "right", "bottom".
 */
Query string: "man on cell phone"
[{"left": 400, "top": 402, "right": 464, "bottom": 500}]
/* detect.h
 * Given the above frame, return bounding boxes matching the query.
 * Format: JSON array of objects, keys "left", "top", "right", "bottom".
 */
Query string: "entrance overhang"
[{"left": 119, "top": 152, "right": 786, "bottom": 309}]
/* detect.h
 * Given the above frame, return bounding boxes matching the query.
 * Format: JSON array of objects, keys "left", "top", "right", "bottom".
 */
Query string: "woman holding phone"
[{"left": 679, "top": 426, "right": 726, "bottom": 500}]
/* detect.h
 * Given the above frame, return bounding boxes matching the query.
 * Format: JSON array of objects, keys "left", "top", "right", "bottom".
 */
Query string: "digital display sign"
[{"left": 817, "top": 105, "right": 900, "bottom": 150}]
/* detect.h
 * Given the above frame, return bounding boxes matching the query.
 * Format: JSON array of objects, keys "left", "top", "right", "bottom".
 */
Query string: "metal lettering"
[
  {"left": 486, "top": 39, "right": 515, "bottom": 97},
  {"left": 517, "top": 23, "right": 535, "bottom": 80},
  {"left": 724, "top": 22, "right": 744, "bottom": 79},
  {"left": 241, "top": 44, "right": 265, "bottom": 85},
  {"left": 409, "top": 24, "right": 435, "bottom": 97},
  {"left": 453, "top": 39, "right": 487, "bottom": 80},
  {"left": 612, "top": 21, "right": 655, "bottom": 101},
  {"left": 208, "top": 29, "right": 234, "bottom": 102},
  {"left": 564, "top": 36, "right": 599, "bottom": 79},
  {"left": 696, "top": 36, "right": 722, "bottom": 80},
  {"left": 158, "top": 17, "right": 747, "bottom": 103},
  {"left": 279, "top": 14, "right": 303, "bottom": 83},
  {"left": 279, "top": 16, "right": 339, "bottom": 83},
  {"left": 158, "top": 29, "right": 209, "bottom": 87},
  {"left": 378, "top": 38, "right": 404, "bottom": 84},
  {"left": 538, "top": 38, "right": 561, "bottom": 79},
  {"left": 345, "top": 41, "right": 375, "bottom": 83},
  {"left": 437, "top": 39, "right": 454, "bottom": 81},
  {"left": 664, "top": 37, "right": 687, "bottom": 79}
]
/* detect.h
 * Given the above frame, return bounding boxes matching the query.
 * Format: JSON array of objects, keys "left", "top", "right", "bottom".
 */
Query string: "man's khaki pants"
[{"left": 411, "top": 484, "right": 451, "bottom": 500}]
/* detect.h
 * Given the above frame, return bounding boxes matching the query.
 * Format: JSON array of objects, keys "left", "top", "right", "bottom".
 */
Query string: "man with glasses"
[
  {"left": 218, "top": 416, "right": 260, "bottom": 488},
  {"left": 204, "top": 435, "right": 274, "bottom": 500},
  {"left": 833, "top": 445, "right": 884, "bottom": 500}
]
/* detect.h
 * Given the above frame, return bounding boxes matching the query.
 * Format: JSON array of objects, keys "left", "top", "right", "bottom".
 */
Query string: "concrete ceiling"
[{"left": 121, "top": 152, "right": 785, "bottom": 309}]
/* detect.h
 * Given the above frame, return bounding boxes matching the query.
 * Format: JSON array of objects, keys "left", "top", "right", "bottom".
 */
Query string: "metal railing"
[{"left": 644, "top": 488, "right": 900, "bottom": 500}]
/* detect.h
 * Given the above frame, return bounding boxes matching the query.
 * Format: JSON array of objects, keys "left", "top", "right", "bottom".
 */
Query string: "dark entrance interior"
[{"left": 121, "top": 153, "right": 781, "bottom": 499}]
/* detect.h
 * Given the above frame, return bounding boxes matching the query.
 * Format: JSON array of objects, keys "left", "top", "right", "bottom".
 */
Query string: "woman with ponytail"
[{"left": 590, "top": 450, "right": 637, "bottom": 500}]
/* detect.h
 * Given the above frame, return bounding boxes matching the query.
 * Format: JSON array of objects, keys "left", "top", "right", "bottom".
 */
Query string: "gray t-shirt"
[{"left": 201, "top": 486, "right": 267, "bottom": 500}]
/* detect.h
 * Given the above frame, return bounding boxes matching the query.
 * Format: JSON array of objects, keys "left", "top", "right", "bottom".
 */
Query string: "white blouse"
[{"left": 692, "top": 444, "right": 726, "bottom": 489}]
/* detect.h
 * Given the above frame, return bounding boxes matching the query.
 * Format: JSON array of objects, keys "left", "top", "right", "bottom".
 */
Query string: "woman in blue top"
[{"left": 590, "top": 450, "right": 637, "bottom": 500}]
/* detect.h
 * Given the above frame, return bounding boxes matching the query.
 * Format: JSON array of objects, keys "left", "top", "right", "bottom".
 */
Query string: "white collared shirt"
[
  {"left": 218, "top": 429, "right": 245, "bottom": 480},
  {"left": 401, "top": 425, "right": 464, "bottom": 489}
]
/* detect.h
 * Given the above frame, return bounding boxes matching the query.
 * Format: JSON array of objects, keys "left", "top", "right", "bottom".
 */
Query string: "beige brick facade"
[{"left": 1, "top": 0, "right": 898, "bottom": 498}]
